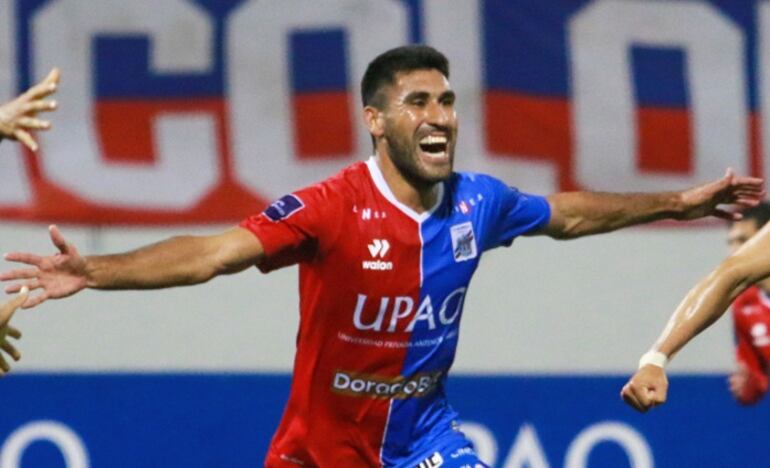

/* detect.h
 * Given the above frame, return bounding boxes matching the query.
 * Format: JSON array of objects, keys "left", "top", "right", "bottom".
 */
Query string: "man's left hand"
[{"left": 679, "top": 168, "right": 764, "bottom": 221}]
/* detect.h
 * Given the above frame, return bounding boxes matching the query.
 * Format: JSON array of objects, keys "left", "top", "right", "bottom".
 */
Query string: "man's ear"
[{"left": 363, "top": 106, "right": 385, "bottom": 139}]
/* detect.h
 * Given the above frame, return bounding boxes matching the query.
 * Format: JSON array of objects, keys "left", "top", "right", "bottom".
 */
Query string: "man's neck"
[{"left": 375, "top": 152, "right": 439, "bottom": 214}]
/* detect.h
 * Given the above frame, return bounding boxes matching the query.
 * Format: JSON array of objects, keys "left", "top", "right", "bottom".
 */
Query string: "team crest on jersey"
[
  {"left": 450, "top": 222, "right": 477, "bottom": 262},
  {"left": 263, "top": 194, "right": 305, "bottom": 222}
]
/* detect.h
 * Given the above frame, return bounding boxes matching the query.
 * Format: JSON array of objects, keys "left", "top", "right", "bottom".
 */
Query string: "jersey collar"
[{"left": 365, "top": 156, "right": 445, "bottom": 223}]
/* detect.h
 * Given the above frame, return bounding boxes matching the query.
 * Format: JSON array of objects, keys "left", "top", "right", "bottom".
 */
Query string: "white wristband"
[{"left": 638, "top": 351, "right": 668, "bottom": 369}]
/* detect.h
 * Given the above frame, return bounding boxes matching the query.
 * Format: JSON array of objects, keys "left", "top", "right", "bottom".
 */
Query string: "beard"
[{"left": 383, "top": 126, "right": 454, "bottom": 188}]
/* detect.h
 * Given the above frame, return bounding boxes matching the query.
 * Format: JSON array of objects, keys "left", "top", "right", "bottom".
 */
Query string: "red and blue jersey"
[{"left": 241, "top": 157, "right": 550, "bottom": 467}]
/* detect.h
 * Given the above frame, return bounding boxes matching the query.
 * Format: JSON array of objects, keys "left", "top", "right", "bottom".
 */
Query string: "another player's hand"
[
  {"left": 678, "top": 168, "right": 764, "bottom": 221},
  {"left": 0, "top": 68, "right": 60, "bottom": 152},
  {"left": 0, "top": 324, "right": 22, "bottom": 376},
  {"left": 0, "top": 287, "right": 28, "bottom": 327},
  {"left": 1, "top": 225, "right": 88, "bottom": 308},
  {"left": 0, "top": 289, "right": 28, "bottom": 376},
  {"left": 728, "top": 361, "right": 750, "bottom": 400},
  {"left": 621, "top": 364, "right": 669, "bottom": 413}
]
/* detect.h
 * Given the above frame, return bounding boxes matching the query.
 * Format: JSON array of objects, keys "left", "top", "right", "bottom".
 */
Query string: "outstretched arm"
[
  {"left": 0, "top": 68, "right": 59, "bottom": 151},
  {"left": 540, "top": 169, "right": 763, "bottom": 239},
  {"left": 621, "top": 219, "right": 770, "bottom": 412},
  {"left": 1, "top": 225, "right": 264, "bottom": 308}
]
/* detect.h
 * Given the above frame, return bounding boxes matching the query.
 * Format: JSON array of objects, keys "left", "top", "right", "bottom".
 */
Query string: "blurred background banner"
[
  {"left": 0, "top": 0, "right": 763, "bottom": 223},
  {"left": 1, "top": 375, "right": 769, "bottom": 467},
  {"left": 0, "top": 1, "right": 767, "bottom": 467}
]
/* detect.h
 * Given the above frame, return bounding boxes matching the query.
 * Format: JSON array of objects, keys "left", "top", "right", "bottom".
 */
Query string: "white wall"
[{"left": 0, "top": 221, "right": 733, "bottom": 374}]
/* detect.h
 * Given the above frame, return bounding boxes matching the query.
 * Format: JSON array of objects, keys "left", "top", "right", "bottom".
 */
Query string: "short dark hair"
[
  {"left": 361, "top": 45, "right": 449, "bottom": 109},
  {"left": 735, "top": 201, "right": 770, "bottom": 228}
]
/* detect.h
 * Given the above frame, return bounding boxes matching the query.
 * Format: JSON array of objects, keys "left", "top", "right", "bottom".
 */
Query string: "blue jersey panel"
[
  {"left": 382, "top": 197, "right": 474, "bottom": 465},
  {"left": 381, "top": 172, "right": 548, "bottom": 465}
]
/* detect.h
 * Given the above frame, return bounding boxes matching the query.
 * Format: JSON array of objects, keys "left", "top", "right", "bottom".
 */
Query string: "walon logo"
[{"left": 363, "top": 239, "right": 393, "bottom": 270}]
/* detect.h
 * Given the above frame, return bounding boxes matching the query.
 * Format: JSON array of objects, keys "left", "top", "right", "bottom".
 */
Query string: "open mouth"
[{"left": 418, "top": 135, "right": 449, "bottom": 159}]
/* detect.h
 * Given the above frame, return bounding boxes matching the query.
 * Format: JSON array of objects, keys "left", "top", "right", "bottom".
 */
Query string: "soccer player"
[
  {"left": 0, "top": 68, "right": 60, "bottom": 151},
  {"left": 621, "top": 208, "right": 770, "bottom": 413},
  {"left": 726, "top": 202, "right": 770, "bottom": 404},
  {"left": 0, "top": 46, "right": 764, "bottom": 466}
]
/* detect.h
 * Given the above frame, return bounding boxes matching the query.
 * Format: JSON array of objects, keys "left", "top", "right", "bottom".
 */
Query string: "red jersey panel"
[{"left": 732, "top": 286, "right": 770, "bottom": 404}]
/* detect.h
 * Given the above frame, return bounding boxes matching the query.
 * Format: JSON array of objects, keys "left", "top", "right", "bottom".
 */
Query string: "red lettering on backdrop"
[{"left": 0, "top": 98, "right": 267, "bottom": 224}]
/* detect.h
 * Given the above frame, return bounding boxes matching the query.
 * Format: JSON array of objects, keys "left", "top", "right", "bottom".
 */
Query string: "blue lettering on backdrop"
[{"left": 0, "top": 374, "right": 766, "bottom": 467}]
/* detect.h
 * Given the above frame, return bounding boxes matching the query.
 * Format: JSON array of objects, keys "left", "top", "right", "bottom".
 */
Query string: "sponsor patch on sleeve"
[{"left": 263, "top": 194, "right": 305, "bottom": 222}]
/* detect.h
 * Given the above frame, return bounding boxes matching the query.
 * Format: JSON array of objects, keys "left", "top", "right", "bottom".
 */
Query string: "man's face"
[
  {"left": 728, "top": 219, "right": 760, "bottom": 255},
  {"left": 376, "top": 69, "right": 457, "bottom": 186}
]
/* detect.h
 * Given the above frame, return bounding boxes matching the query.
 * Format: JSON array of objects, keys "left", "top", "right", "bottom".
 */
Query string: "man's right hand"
[
  {"left": 1, "top": 225, "right": 88, "bottom": 308},
  {"left": 621, "top": 365, "right": 669, "bottom": 413}
]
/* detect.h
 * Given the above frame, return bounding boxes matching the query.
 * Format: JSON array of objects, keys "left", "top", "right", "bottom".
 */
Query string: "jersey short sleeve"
[
  {"left": 479, "top": 175, "right": 551, "bottom": 250},
  {"left": 240, "top": 182, "right": 344, "bottom": 272}
]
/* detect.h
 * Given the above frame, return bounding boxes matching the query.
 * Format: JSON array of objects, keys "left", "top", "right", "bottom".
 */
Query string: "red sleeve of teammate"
[
  {"left": 732, "top": 300, "right": 769, "bottom": 405},
  {"left": 240, "top": 182, "right": 344, "bottom": 273}
]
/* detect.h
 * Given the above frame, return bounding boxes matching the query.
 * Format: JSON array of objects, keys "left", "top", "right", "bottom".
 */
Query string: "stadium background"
[{"left": 0, "top": 0, "right": 768, "bottom": 466}]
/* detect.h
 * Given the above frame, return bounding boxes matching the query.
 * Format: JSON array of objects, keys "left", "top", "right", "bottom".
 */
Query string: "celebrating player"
[
  {"left": 621, "top": 211, "right": 770, "bottom": 413},
  {"left": 0, "top": 46, "right": 764, "bottom": 466},
  {"left": 621, "top": 201, "right": 770, "bottom": 413},
  {"left": 0, "top": 68, "right": 60, "bottom": 152}
]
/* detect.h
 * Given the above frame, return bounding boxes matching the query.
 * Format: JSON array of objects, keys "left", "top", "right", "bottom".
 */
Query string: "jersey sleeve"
[
  {"left": 480, "top": 175, "right": 551, "bottom": 251},
  {"left": 240, "top": 181, "right": 344, "bottom": 273}
]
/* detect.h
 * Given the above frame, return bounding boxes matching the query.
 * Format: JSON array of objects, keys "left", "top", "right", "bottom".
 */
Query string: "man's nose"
[{"left": 426, "top": 102, "right": 451, "bottom": 126}]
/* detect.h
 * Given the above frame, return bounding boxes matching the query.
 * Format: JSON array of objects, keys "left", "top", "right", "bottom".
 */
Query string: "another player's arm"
[
  {"left": 84, "top": 227, "right": 264, "bottom": 289},
  {"left": 1, "top": 225, "right": 264, "bottom": 308},
  {"left": 621, "top": 220, "right": 770, "bottom": 412},
  {"left": 539, "top": 169, "right": 763, "bottom": 239}
]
